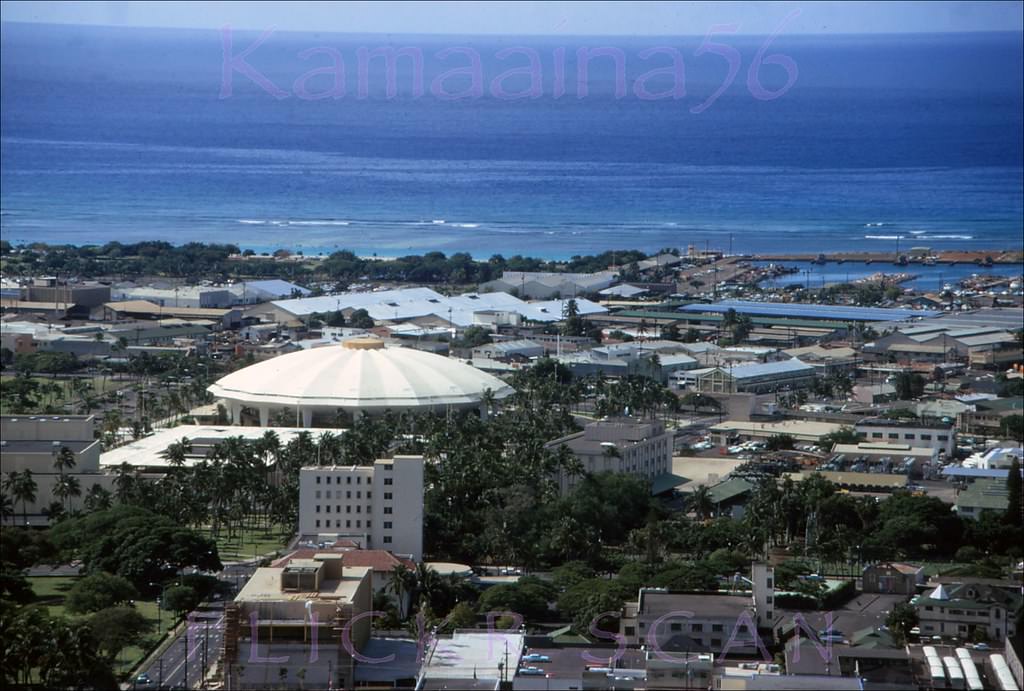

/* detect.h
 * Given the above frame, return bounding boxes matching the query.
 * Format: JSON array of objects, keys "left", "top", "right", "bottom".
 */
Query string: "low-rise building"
[
  {"left": 862, "top": 562, "right": 925, "bottom": 595},
  {"left": 708, "top": 420, "right": 844, "bottom": 447},
  {"left": 545, "top": 417, "right": 673, "bottom": 495},
  {"left": 222, "top": 557, "right": 373, "bottom": 690},
  {"left": 620, "top": 564, "right": 775, "bottom": 655},
  {"left": 298, "top": 456, "right": 425, "bottom": 561},
  {"left": 826, "top": 442, "right": 938, "bottom": 477},
  {"left": 958, "top": 397, "right": 1024, "bottom": 438},
  {"left": 914, "top": 582, "right": 1021, "bottom": 642},
  {"left": 688, "top": 359, "right": 816, "bottom": 394},
  {"left": 0, "top": 415, "right": 112, "bottom": 525},
  {"left": 854, "top": 418, "right": 956, "bottom": 456},
  {"left": 782, "top": 345, "right": 859, "bottom": 376},
  {"left": 955, "top": 478, "right": 1009, "bottom": 520},
  {"left": 471, "top": 339, "right": 544, "bottom": 361}
]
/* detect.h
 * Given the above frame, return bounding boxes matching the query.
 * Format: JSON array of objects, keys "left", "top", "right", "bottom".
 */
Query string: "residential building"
[
  {"left": 955, "top": 478, "right": 1010, "bottom": 520},
  {"left": 861, "top": 563, "right": 925, "bottom": 595},
  {"left": 958, "top": 397, "right": 1024, "bottom": 437},
  {"left": 914, "top": 582, "right": 1021, "bottom": 642},
  {"left": 222, "top": 558, "right": 372, "bottom": 690},
  {"left": 545, "top": 417, "right": 672, "bottom": 495},
  {"left": 854, "top": 418, "right": 956, "bottom": 456},
  {"left": 298, "top": 456, "right": 425, "bottom": 561},
  {"left": 0, "top": 415, "right": 112, "bottom": 525},
  {"left": 620, "top": 564, "right": 775, "bottom": 655}
]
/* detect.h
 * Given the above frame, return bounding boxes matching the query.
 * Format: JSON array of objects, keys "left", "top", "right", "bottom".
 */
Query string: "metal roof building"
[
  {"left": 208, "top": 337, "right": 514, "bottom": 426},
  {"left": 678, "top": 299, "right": 939, "bottom": 322}
]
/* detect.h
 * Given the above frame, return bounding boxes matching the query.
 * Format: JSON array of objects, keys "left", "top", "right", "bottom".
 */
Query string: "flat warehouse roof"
[{"left": 678, "top": 300, "right": 939, "bottom": 322}]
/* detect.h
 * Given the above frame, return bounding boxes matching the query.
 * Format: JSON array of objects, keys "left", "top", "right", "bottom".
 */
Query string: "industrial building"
[
  {"left": 683, "top": 358, "right": 816, "bottom": 394},
  {"left": 854, "top": 418, "right": 956, "bottom": 456},
  {"left": 678, "top": 299, "right": 939, "bottom": 323}
]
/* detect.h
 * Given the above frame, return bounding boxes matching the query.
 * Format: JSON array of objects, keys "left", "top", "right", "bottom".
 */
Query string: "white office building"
[{"left": 298, "top": 456, "right": 425, "bottom": 561}]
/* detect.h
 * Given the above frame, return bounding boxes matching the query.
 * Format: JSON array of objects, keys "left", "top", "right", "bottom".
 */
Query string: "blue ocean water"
[{"left": 1, "top": 23, "right": 1022, "bottom": 259}]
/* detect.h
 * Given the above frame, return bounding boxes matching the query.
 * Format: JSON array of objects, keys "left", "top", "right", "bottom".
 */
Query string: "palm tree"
[
  {"left": 53, "top": 475, "right": 81, "bottom": 513},
  {"left": 114, "top": 462, "right": 136, "bottom": 504},
  {"left": 53, "top": 445, "right": 76, "bottom": 477},
  {"left": 0, "top": 490, "right": 14, "bottom": 525},
  {"left": 688, "top": 485, "right": 714, "bottom": 521},
  {"left": 10, "top": 469, "right": 38, "bottom": 526},
  {"left": 161, "top": 437, "right": 193, "bottom": 469},
  {"left": 83, "top": 484, "right": 113, "bottom": 512},
  {"left": 387, "top": 564, "right": 417, "bottom": 620}
]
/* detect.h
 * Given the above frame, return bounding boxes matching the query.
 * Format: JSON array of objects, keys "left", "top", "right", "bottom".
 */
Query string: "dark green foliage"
[
  {"left": 887, "top": 602, "right": 919, "bottom": 644},
  {"left": 1001, "top": 415, "right": 1024, "bottom": 444},
  {"left": 88, "top": 606, "right": 152, "bottom": 659},
  {"left": 766, "top": 434, "right": 795, "bottom": 451},
  {"left": 66, "top": 572, "right": 139, "bottom": 614},
  {"left": 348, "top": 308, "right": 375, "bottom": 328},
  {"left": 48, "top": 505, "right": 222, "bottom": 589},
  {"left": 451, "top": 325, "right": 492, "bottom": 349},
  {"left": 161, "top": 585, "right": 200, "bottom": 617},
  {"left": 894, "top": 372, "right": 926, "bottom": 400},
  {"left": 1005, "top": 457, "right": 1022, "bottom": 527}
]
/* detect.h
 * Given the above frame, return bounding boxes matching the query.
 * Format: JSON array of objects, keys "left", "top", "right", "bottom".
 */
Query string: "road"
[
  {"left": 135, "top": 611, "right": 224, "bottom": 690},
  {"left": 134, "top": 562, "right": 260, "bottom": 689}
]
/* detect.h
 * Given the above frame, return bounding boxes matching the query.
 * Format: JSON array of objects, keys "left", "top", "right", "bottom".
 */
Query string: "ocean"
[{"left": 1, "top": 22, "right": 1022, "bottom": 260}]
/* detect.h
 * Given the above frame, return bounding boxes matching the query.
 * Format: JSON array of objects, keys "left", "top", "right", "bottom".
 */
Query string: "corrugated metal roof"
[
  {"left": 679, "top": 299, "right": 939, "bottom": 322},
  {"left": 713, "top": 358, "right": 814, "bottom": 380}
]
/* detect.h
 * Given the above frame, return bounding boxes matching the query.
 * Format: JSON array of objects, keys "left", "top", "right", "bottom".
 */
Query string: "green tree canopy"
[{"left": 66, "top": 572, "right": 139, "bottom": 614}]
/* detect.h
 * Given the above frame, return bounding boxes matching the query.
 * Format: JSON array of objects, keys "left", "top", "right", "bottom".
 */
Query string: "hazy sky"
[{"left": 2, "top": 0, "right": 1022, "bottom": 35}]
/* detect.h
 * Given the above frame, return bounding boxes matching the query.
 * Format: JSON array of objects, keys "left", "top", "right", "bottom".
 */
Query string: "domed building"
[{"left": 207, "top": 338, "right": 514, "bottom": 427}]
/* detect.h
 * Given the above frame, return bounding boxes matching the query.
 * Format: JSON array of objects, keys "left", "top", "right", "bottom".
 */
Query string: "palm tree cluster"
[{"left": 0, "top": 605, "right": 117, "bottom": 689}]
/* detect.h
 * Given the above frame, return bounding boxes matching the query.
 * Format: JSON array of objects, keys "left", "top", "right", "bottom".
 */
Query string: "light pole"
[{"left": 149, "top": 581, "right": 168, "bottom": 635}]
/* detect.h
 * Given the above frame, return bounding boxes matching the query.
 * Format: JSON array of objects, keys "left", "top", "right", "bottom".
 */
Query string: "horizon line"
[{"left": 3, "top": 19, "right": 1023, "bottom": 40}]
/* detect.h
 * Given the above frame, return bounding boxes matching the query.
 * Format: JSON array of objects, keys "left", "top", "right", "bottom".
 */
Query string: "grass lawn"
[
  {"left": 920, "top": 562, "right": 970, "bottom": 577},
  {"left": 26, "top": 576, "right": 172, "bottom": 677},
  {"left": 204, "top": 521, "right": 292, "bottom": 562}
]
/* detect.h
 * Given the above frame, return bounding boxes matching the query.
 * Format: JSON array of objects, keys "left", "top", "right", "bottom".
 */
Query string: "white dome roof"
[{"left": 208, "top": 340, "right": 514, "bottom": 411}]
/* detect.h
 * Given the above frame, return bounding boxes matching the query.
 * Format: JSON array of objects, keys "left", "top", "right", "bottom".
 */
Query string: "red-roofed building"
[{"left": 862, "top": 562, "right": 925, "bottom": 595}]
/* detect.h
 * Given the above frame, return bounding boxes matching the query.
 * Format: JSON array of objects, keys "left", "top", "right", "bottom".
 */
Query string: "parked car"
[
  {"left": 973, "top": 643, "right": 990, "bottom": 651},
  {"left": 523, "top": 653, "right": 552, "bottom": 663},
  {"left": 518, "top": 667, "right": 545, "bottom": 676}
]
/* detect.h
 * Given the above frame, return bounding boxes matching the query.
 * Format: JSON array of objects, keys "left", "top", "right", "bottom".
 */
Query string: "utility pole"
[{"left": 203, "top": 619, "right": 209, "bottom": 688}]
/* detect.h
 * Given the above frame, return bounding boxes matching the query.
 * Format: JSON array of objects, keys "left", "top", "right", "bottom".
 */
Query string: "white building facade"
[{"left": 298, "top": 456, "right": 424, "bottom": 561}]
